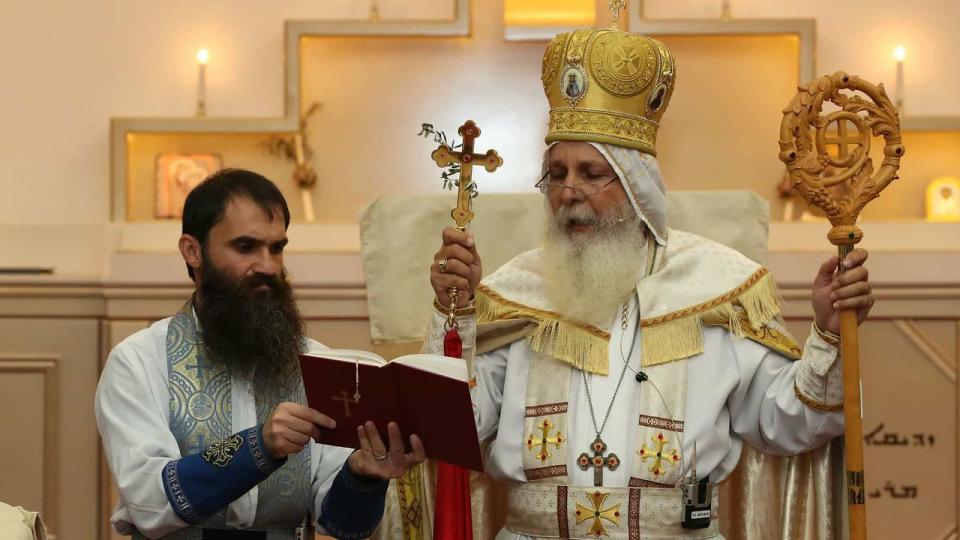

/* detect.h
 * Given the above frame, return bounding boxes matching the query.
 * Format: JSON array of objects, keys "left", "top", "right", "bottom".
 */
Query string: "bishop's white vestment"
[{"left": 422, "top": 230, "right": 845, "bottom": 539}]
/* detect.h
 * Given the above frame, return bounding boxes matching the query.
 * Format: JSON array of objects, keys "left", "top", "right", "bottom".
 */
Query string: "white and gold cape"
[{"left": 375, "top": 229, "right": 844, "bottom": 540}]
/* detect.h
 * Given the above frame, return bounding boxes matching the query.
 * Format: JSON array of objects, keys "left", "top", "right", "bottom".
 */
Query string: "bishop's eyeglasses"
[{"left": 535, "top": 172, "right": 620, "bottom": 197}]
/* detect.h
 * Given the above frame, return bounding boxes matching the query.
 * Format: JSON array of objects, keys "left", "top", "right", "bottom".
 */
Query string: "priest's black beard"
[{"left": 195, "top": 257, "right": 305, "bottom": 394}]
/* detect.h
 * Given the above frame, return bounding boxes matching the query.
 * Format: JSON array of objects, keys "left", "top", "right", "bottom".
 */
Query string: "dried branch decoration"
[{"left": 778, "top": 71, "right": 905, "bottom": 246}]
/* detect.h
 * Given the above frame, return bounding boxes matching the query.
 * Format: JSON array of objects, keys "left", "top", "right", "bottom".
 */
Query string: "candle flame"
[
  {"left": 893, "top": 45, "right": 906, "bottom": 62},
  {"left": 197, "top": 48, "right": 209, "bottom": 65}
]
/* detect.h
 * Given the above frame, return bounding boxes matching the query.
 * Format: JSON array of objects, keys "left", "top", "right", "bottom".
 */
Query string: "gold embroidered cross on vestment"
[
  {"left": 638, "top": 432, "right": 681, "bottom": 477},
  {"left": 575, "top": 490, "right": 622, "bottom": 537},
  {"left": 202, "top": 433, "right": 244, "bottom": 467},
  {"left": 526, "top": 418, "right": 565, "bottom": 462}
]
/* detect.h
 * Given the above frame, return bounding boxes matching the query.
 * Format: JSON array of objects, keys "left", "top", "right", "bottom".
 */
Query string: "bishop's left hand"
[
  {"left": 348, "top": 421, "right": 426, "bottom": 480},
  {"left": 811, "top": 248, "right": 875, "bottom": 335}
]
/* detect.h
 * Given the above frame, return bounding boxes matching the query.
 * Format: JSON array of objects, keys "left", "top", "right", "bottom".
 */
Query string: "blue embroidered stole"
[{"left": 166, "top": 299, "right": 312, "bottom": 531}]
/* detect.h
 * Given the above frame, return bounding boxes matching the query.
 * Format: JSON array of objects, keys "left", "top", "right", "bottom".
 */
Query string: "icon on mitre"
[
  {"left": 561, "top": 65, "right": 587, "bottom": 104},
  {"left": 926, "top": 176, "right": 960, "bottom": 222}
]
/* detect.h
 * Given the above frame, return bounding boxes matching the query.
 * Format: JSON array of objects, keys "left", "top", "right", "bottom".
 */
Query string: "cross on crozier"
[
  {"left": 578, "top": 437, "right": 621, "bottom": 487},
  {"left": 431, "top": 120, "right": 503, "bottom": 230},
  {"left": 331, "top": 389, "right": 360, "bottom": 418},
  {"left": 526, "top": 419, "right": 565, "bottom": 462},
  {"left": 823, "top": 117, "right": 864, "bottom": 162}
]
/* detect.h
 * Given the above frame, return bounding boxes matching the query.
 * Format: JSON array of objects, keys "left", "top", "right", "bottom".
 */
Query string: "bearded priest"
[
  {"left": 424, "top": 27, "right": 875, "bottom": 539},
  {"left": 96, "top": 169, "right": 426, "bottom": 539}
]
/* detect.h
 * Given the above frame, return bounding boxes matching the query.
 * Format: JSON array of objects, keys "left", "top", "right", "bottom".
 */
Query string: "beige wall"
[
  {"left": 2, "top": 0, "right": 957, "bottom": 234},
  {"left": 644, "top": 0, "right": 960, "bottom": 117},
  {"left": 0, "top": 0, "right": 450, "bottom": 226}
]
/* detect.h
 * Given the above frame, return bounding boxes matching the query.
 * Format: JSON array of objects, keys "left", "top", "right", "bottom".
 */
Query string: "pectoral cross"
[
  {"left": 331, "top": 389, "right": 360, "bottom": 418},
  {"left": 577, "top": 437, "right": 620, "bottom": 487},
  {"left": 431, "top": 120, "right": 503, "bottom": 230}
]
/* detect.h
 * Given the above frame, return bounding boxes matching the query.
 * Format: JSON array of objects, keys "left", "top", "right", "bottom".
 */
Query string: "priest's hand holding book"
[{"left": 262, "top": 401, "right": 427, "bottom": 480}]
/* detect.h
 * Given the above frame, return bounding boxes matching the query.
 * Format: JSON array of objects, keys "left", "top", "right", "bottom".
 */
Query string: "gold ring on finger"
[{"left": 438, "top": 257, "right": 448, "bottom": 273}]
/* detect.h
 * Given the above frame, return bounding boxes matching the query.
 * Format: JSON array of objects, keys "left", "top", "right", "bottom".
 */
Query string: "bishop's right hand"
[
  {"left": 431, "top": 227, "right": 482, "bottom": 309},
  {"left": 262, "top": 402, "right": 336, "bottom": 459}
]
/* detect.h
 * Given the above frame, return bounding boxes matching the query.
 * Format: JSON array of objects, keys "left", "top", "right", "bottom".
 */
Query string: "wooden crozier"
[{"left": 779, "top": 71, "right": 905, "bottom": 540}]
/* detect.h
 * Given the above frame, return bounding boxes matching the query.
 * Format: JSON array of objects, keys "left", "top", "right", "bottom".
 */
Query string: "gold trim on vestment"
[
  {"left": 396, "top": 464, "right": 428, "bottom": 539},
  {"left": 477, "top": 268, "right": 799, "bottom": 372},
  {"left": 477, "top": 284, "right": 612, "bottom": 375},
  {"left": 477, "top": 284, "right": 609, "bottom": 339},
  {"left": 794, "top": 383, "right": 844, "bottom": 412}
]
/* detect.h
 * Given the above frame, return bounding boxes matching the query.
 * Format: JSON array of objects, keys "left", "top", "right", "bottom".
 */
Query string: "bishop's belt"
[{"left": 504, "top": 482, "right": 720, "bottom": 539}]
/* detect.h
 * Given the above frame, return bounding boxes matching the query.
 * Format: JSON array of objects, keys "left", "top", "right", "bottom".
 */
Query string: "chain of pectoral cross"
[{"left": 578, "top": 297, "right": 637, "bottom": 486}]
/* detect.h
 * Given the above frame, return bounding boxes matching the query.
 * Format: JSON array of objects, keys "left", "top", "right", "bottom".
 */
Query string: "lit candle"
[
  {"left": 197, "top": 48, "right": 209, "bottom": 117},
  {"left": 893, "top": 45, "right": 905, "bottom": 112}
]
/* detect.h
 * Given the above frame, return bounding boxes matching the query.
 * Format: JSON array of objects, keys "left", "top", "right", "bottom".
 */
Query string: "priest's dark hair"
[{"left": 181, "top": 168, "right": 291, "bottom": 280}]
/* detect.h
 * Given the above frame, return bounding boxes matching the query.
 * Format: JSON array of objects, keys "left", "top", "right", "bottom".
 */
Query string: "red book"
[{"left": 299, "top": 349, "right": 483, "bottom": 472}]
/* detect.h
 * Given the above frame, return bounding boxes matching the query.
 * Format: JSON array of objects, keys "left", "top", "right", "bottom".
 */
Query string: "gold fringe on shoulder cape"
[{"left": 476, "top": 267, "right": 800, "bottom": 375}]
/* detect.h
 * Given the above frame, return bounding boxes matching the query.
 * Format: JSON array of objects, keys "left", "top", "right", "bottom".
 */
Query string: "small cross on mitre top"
[{"left": 609, "top": 0, "right": 627, "bottom": 28}]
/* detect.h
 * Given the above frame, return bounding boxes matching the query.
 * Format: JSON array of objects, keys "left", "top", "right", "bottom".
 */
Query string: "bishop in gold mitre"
[{"left": 418, "top": 10, "right": 877, "bottom": 540}]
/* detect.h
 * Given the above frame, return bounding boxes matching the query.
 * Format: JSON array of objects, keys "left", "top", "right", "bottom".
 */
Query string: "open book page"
[
  {"left": 308, "top": 348, "right": 387, "bottom": 367},
  {"left": 391, "top": 353, "right": 467, "bottom": 381}
]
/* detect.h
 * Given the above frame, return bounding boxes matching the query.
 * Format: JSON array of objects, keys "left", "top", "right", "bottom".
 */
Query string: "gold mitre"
[{"left": 542, "top": 28, "right": 676, "bottom": 156}]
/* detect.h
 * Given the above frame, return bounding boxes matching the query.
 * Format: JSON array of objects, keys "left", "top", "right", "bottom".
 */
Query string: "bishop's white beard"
[{"left": 542, "top": 200, "right": 648, "bottom": 328}]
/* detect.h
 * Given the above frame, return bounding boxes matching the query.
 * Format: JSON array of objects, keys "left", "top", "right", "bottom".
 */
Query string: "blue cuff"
[
  {"left": 161, "top": 426, "right": 285, "bottom": 524},
  {"left": 317, "top": 456, "right": 389, "bottom": 539}
]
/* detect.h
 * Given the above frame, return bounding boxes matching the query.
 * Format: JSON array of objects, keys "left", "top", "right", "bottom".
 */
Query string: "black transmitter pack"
[
  {"left": 681, "top": 475, "right": 712, "bottom": 529},
  {"left": 681, "top": 442, "right": 712, "bottom": 529}
]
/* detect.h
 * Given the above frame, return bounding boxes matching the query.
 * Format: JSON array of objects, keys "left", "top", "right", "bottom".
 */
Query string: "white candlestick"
[
  {"left": 294, "top": 133, "right": 305, "bottom": 164},
  {"left": 893, "top": 45, "right": 905, "bottom": 113},
  {"left": 197, "top": 48, "right": 209, "bottom": 117}
]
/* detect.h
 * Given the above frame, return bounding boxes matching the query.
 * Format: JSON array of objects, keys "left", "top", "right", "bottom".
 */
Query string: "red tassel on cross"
[
  {"left": 434, "top": 324, "right": 472, "bottom": 540},
  {"left": 443, "top": 328, "right": 463, "bottom": 359}
]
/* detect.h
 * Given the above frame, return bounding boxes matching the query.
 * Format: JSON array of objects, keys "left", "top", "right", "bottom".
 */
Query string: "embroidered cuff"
[
  {"left": 251, "top": 424, "right": 286, "bottom": 475},
  {"left": 342, "top": 451, "right": 391, "bottom": 491},
  {"left": 161, "top": 426, "right": 285, "bottom": 524},
  {"left": 794, "top": 330, "right": 844, "bottom": 412},
  {"left": 812, "top": 321, "right": 841, "bottom": 346},
  {"left": 317, "top": 459, "right": 389, "bottom": 539}
]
